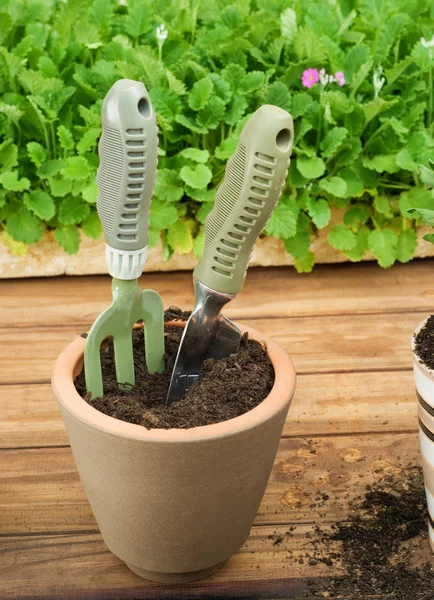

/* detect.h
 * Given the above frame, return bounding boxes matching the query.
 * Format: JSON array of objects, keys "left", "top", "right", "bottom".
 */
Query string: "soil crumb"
[
  {"left": 415, "top": 314, "right": 434, "bottom": 371},
  {"left": 308, "top": 466, "right": 434, "bottom": 599},
  {"left": 75, "top": 309, "right": 275, "bottom": 429}
]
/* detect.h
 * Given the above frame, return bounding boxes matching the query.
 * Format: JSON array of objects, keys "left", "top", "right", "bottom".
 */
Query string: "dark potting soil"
[
  {"left": 415, "top": 314, "right": 434, "bottom": 371},
  {"left": 305, "top": 466, "right": 434, "bottom": 600},
  {"left": 75, "top": 309, "right": 274, "bottom": 429}
]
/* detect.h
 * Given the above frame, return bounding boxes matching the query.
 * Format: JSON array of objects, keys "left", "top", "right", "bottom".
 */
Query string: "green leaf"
[
  {"left": 0, "top": 171, "right": 31, "bottom": 191},
  {"left": 284, "top": 230, "right": 310, "bottom": 260},
  {"left": 167, "top": 220, "right": 193, "bottom": 254},
  {"left": 76, "top": 128, "right": 100, "bottom": 154},
  {"left": 343, "top": 44, "right": 370, "bottom": 84},
  {"left": 224, "top": 95, "right": 247, "bottom": 126},
  {"left": 180, "top": 164, "right": 212, "bottom": 189},
  {"left": 166, "top": 70, "right": 187, "bottom": 96},
  {"left": 196, "top": 97, "right": 226, "bottom": 130},
  {"left": 148, "top": 228, "right": 160, "bottom": 249},
  {"left": 0, "top": 143, "right": 18, "bottom": 172},
  {"left": 197, "top": 202, "right": 213, "bottom": 224},
  {"left": 154, "top": 169, "right": 184, "bottom": 201},
  {"left": 149, "top": 200, "right": 178, "bottom": 230},
  {"left": 420, "top": 165, "right": 434, "bottom": 187},
  {"left": 264, "top": 81, "right": 292, "bottom": 112},
  {"left": 81, "top": 210, "right": 102, "bottom": 239},
  {"left": 407, "top": 208, "right": 434, "bottom": 225},
  {"left": 175, "top": 114, "right": 208, "bottom": 134},
  {"left": 57, "top": 125, "right": 74, "bottom": 152},
  {"left": 124, "top": 3, "right": 151, "bottom": 38},
  {"left": 215, "top": 136, "right": 238, "bottom": 160},
  {"left": 296, "top": 156, "right": 326, "bottom": 179},
  {"left": 82, "top": 182, "right": 98, "bottom": 204},
  {"left": 400, "top": 188, "right": 434, "bottom": 217},
  {"left": 177, "top": 148, "right": 210, "bottom": 163},
  {"left": 338, "top": 168, "right": 363, "bottom": 198},
  {"left": 396, "top": 228, "right": 417, "bottom": 263},
  {"left": 49, "top": 177, "right": 72, "bottom": 198},
  {"left": 363, "top": 155, "right": 399, "bottom": 174},
  {"left": 396, "top": 149, "right": 417, "bottom": 172},
  {"left": 23, "top": 190, "right": 55, "bottom": 220},
  {"left": 193, "top": 232, "right": 205, "bottom": 258},
  {"left": 306, "top": 197, "right": 331, "bottom": 228},
  {"left": 320, "top": 127, "right": 348, "bottom": 159},
  {"left": 374, "top": 196, "right": 393, "bottom": 219},
  {"left": 424, "top": 234, "right": 434, "bottom": 244},
  {"left": 291, "top": 93, "right": 313, "bottom": 119},
  {"left": 344, "top": 226, "right": 370, "bottom": 262},
  {"left": 6, "top": 208, "right": 44, "bottom": 244},
  {"left": 54, "top": 226, "right": 80, "bottom": 254},
  {"left": 343, "top": 205, "right": 371, "bottom": 228},
  {"left": 368, "top": 228, "right": 398, "bottom": 268},
  {"left": 294, "top": 251, "right": 314, "bottom": 273},
  {"left": 280, "top": 7, "right": 297, "bottom": 44},
  {"left": 58, "top": 197, "right": 90, "bottom": 225},
  {"left": 264, "top": 200, "right": 298, "bottom": 239},
  {"left": 239, "top": 71, "right": 265, "bottom": 95},
  {"left": 185, "top": 186, "right": 215, "bottom": 202},
  {"left": 64, "top": 156, "right": 90, "bottom": 181},
  {"left": 363, "top": 98, "right": 397, "bottom": 124},
  {"left": 328, "top": 225, "right": 357, "bottom": 251},
  {"left": 319, "top": 176, "right": 347, "bottom": 198},
  {"left": 188, "top": 78, "right": 213, "bottom": 111},
  {"left": 37, "top": 159, "right": 65, "bottom": 178}
]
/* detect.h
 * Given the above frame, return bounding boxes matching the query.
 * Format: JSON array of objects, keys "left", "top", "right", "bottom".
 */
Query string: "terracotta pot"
[
  {"left": 52, "top": 322, "right": 296, "bottom": 583},
  {"left": 412, "top": 318, "right": 434, "bottom": 552}
]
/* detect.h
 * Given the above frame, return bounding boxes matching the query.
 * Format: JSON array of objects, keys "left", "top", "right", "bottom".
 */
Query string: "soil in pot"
[
  {"left": 75, "top": 308, "right": 274, "bottom": 429},
  {"left": 414, "top": 314, "right": 434, "bottom": 370}
]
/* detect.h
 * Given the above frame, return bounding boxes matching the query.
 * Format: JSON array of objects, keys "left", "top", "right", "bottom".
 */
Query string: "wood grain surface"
[{"left": 1, "top": 260, "right": 433, "bottom": 599}]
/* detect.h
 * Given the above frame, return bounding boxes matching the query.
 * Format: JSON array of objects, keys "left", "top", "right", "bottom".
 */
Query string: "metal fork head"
[{"left": 84, "top": 279, "right": 165, "bottom": 399}]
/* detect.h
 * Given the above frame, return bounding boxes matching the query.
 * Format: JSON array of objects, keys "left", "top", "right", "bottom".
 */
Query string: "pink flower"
[
  {"left": 335, "top": 71, "right": 345, "bottom": 86},
  {"left": 302, "top": 68, "right": 319, "bottom": 88}
]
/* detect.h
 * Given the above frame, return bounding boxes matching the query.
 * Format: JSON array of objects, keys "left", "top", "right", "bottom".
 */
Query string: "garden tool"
[
  {"left": 166, "top": 104, "right": 294, "bottom": 405},
  {"left": 85, "top": 79, "right": 165, "bottom": 399}
]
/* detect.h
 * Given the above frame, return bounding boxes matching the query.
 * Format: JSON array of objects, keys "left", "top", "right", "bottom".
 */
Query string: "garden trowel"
[
  {"left": 84, "top": 79, "right": 165, "bottom": 399},
  {"left": 166, "top": 105, "right": 294, "bottom": 405}
]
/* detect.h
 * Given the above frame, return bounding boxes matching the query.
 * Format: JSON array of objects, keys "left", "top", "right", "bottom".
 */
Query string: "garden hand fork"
[{"left": 84, "top": 79, "right": 165, "bottom": 399}]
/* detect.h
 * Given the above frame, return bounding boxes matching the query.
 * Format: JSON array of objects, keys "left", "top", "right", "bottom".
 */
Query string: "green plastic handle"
[
  {"left": 194, "top": 104, "right": 294, "bottom": 295},
  {"left": 97, "top": 79, "right": 158, "bottom": 252}
]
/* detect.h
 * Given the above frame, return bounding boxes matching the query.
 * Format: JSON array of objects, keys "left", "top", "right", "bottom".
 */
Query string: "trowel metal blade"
[{"left": 166, "top": 312, "right": 241, "bottom": 406}]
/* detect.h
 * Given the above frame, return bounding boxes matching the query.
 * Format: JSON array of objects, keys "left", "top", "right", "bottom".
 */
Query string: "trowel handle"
[
  {"left": 97, "top": 79, "right": 158, "bottom": 280},
  {"left": 194, "top": 105, "right": 294, "bottom": 295}
]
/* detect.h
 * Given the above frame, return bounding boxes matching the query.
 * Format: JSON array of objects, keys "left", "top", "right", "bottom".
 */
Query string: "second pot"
[
  {"left": 412, "top": 317, "right": 434, "bottom": 552},
  {"left": 52, "top": 322, "right": 296, "bottom": 583}
]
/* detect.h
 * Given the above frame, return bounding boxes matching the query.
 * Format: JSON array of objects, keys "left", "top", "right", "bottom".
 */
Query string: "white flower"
[
  {"left": 373, "top": 65, "right": 385, "bottom": 98},
  {"left": 421, "top": 35, "right": 434, "bottom": 49},
  {"left": 319, "top": 68, "right": 332, "bottom": 87},
  {"left": 156, "top": 24, "right": 168, "bottom": 43}
]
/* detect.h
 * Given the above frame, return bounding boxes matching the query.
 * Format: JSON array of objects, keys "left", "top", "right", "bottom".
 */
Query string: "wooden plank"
[
  {"left": 0, "top": 370, "right": 418, "bottom": 449},
  {"left": 0, "top": 433, "right": 420, "bottom": 535},
  {"left": 1, "top": 260, "right": 434, "bottom": 332},
  {"left": 0, "top": 525, "right": 337, "bottom": 600},
  {"left": 0, "top": 311, "right": 422, "bottom": 385}
]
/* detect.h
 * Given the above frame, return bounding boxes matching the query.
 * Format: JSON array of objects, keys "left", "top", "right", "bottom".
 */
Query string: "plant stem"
[
  {"left": 380, "top": 182, "right": 412, "bottom": 190},
  {"left": 428, "top": 61, "right": 433, "bottom": 135}
]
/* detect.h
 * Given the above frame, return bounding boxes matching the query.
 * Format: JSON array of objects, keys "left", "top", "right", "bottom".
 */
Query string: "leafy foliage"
[{"left": 0, "top": 0, "right": 433, "bottom": 271}]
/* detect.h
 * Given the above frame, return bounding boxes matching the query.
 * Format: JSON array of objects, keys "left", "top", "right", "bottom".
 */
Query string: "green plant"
[
  {"left": 408, "top": 160, "right": 434, "bottom": 242},
  {"left": 1, "top": 0, "right": 434, "bottom": 270}
]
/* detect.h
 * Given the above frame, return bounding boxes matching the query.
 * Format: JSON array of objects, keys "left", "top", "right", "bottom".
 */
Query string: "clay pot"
[
  {"left": 52, "top": 322, "right": 296, "bottom": 583},
  {"left": 412, "top": 318, "right": 434, "bottom": 552}
]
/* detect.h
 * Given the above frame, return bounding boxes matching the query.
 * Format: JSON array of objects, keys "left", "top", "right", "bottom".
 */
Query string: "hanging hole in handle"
[
  {"left": 138, "top": 97, "right": 151, "bottom": 118},
  {"left": 276, "top": 128, "right": 291, "bottom": 151}
]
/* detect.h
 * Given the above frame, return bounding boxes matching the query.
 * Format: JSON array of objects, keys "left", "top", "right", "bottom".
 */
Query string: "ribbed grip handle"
[
  {"left": 194, "top": 105, "right": 294, "bottom": 295},
  {"left": 97, "top": 79, "right": 158, "bottom": 254}
]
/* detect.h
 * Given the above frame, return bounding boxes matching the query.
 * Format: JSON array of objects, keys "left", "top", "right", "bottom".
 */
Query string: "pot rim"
[
  {"left": 412, "top": 316, "right": 434, "bottom": 381},
  {"left": 52, "top": 321, "right": 296, "bottom": 443}
]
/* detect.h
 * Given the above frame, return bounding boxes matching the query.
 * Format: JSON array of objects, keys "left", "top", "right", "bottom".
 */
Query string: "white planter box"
[{"left": 1, "top": 218, "right": 434, "bottom": 278}]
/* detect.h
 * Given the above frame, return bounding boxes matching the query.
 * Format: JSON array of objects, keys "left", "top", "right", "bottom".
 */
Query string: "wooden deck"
[{"left": 1, "top": 260, "right": 434, "bottom": 599}]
